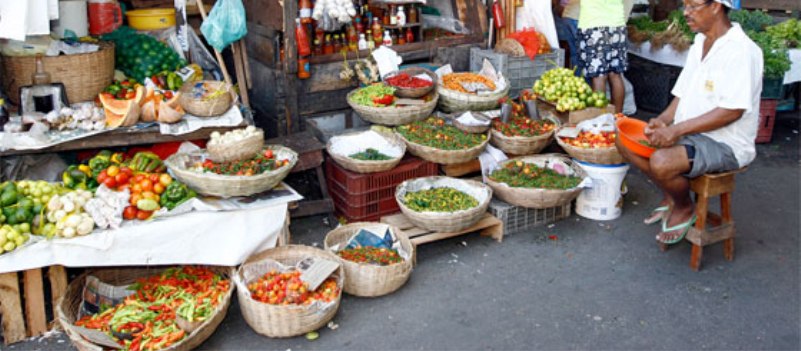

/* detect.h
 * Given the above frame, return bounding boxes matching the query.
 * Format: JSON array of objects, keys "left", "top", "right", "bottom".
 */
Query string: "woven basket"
[
  {"left": 486, "top": 154, "right": 588, "bottom": 209},
  {"left": 451, "top": 112, "right": 491, "bottom": 134},
  {"left": 396, "top": 129, "right": 490, "bottom": 165},
  {"left": 494, "top": 39, "right": 526, "bottom": 57},
  {"left": 347, "top": 89, "right": 438, "bottom": 126},
  {"left": 385, "top": 67, "right": 437, "bottom": 99},
  {"left": 207, "top": 129, "right": 265, "bottom": 163},
  {"left": 1, "top": 42, "right": 114, "bottom": 105},
  {"left": 165, "top": 145, "right": 298, "bottom": 198},
  {"left": 437, "top": 77, "right": 510, "bottom": 113},
  {"left": 179, "top": 80, "right": 235, "bottom": 117},
  {"left": 490, "top": 128, "right": 555, "bottom": 156},
  {"left": 555, "top": 135, "right": 624, "bottom": 164},
  {"left": 324, "top": 222, "right": 413, "bottom": 297},
  {"left": 327, "top": 130, "right": 406, "bottom": 174},
  {"left": 237, "top": 245, "right": 344, "bottom": 338},
  {"left": 57, "top": 266, "right": 234, "bottom": 351},
  {"left": 396, "top": 176, "right": 492, "bottom": 232}
]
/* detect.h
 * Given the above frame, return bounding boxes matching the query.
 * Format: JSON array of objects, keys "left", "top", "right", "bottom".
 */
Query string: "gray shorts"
[{"left": 678, "top": 134, "right": 740, "bottom": 179}]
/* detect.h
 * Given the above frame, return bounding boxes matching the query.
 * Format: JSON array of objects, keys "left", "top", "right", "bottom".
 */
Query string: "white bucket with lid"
[{"left": 575, "top": 160, "right": 629, "bottom": 221}]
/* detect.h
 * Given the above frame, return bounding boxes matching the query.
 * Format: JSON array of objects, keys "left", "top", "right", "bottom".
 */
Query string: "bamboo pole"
[{"left": 195, "top": 0, "right": 233, "bottom": 87}]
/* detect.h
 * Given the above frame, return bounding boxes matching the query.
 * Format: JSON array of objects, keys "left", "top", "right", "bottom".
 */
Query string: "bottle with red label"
[
  {"left": 298, "top": 56, "right": 311, "bottom": 79},
  {"left": 493, "top": 0, "right": 505, "bottom": 29},
  {"left": 299, "top": 0, "right": 313, "bottom": 24},
  {"left": 405, "top": 27, "right": 414, "bottom": 43},
  {"left": 295, "top": 18, "right": 311, "bottom": 57}
]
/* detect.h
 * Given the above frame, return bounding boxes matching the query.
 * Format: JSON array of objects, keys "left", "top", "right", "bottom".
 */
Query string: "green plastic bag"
[{"left": 200, "top": 0, "right": 247, "bottom": 51}]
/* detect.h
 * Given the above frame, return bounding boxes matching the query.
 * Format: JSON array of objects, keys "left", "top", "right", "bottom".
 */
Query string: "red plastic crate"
[
  {"left": 756, "top": 99, "right": 778, "bottom": 144},
  {"left": 330, "top": 189, "right": 400, "bottom": 222},
  {"left": 328, "top": 179, "right": 397, "bottom": 207},
  {"left": 325, "top": 156, "right": 440, "bottom": 194}
]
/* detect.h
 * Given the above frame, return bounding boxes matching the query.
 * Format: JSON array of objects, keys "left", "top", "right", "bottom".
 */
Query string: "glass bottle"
[
  {"left": 31, "top": 54, "right": 55, "bottom": 113},
  {"left": 382, "top": 30, "right": 392, "bottom": 47},
  {"left": 313, "top": 39, "right": 323, "bottom": 55},
  {"left": 355, "top": 16, "right": 364, "bottom": 34},
  {"left": 323, "top": 34, "right": 334, "bottom": 54},
  {"left": 397, "top": 31, "right": 406, "bottom": 45},
  {"left": 405, "top": 27, "right": 414, "bottom": 43},
  {"left": 372, "top": 18, "right": 383, "bottom": 46},
  {"left": 333, "top": 34, "right": 342, "bottom": 52},
  {"left": 383, "top": 7, "right": 391, "bottom": 26},
  {"left": 366, "top": 30, "right": 375, "bottom": 49},
  {"left": 390, "top": 30, "right": 398, "bottom": 45},
  {"left": 295, "top": 18, "right": 311, "bottom": 57},
  {"left": 389, "top": 5, "right": 397, "bottom": 25},
  {"left": 397, "top": 6, "right": 406, "bottom": 26},
  {"left": 347, "top": 25, "right": 359, "bottom": 51},
  {"left": 358, "top": 33, "right": 368, "bottom": 50},
  {"left": 409, "top": 5, "right": 418, "bottom": 23}
]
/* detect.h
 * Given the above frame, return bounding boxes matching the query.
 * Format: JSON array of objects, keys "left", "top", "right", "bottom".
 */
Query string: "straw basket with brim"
[
  {"left": 237, "top": 245, "right": 344, "bottom": 338},
  {"left": 451, "top": 112, "right": 492, "bottom": 134},
  {"left": 179, "top": 80, "right": 235, "bottom": 117},
  {"left": 385, "top": 67, "right": 437, "bottom": 99},
  {"left": 396, "top": 176, "right": 492, "bottom": 232},
  {"left": 327, "top": 130, "right": 406, "bottom": 173},
  {"left": 555, "top": 133, "right": 624, "bottom": 165},
  {"left": 207, "top": 128, "right": 265, "bottom": 163},
  {"left": 494, "top": 38, "right": 526, "bottom": 57},
  {"left": 437, "top": 77, "right": 510, "bottom": 113},
  {"left": 166, "top": 145, "right": 298, "bottom": 198},
  {"left": 324, "top": 222, "right": 413, "bottom": 297},
  {"left": 347, "top": 89, "right": 438, "bottom": 126},
  {"left": 395, "top": 129, "right": 490, "bottom": 165},
  {"left": 57, "top": 266, "right": 234, "bottom": 351},
  {"left": 486, "top": 154, "right": 588, "bottom": 208},
  {"left": 1, "top": 42, "right": 115, "bottom": 105},
  {"left": 490, "top": 117, "right": 560, "bottom": 156}
]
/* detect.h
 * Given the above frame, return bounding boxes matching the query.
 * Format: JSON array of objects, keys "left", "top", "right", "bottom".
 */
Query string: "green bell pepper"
[{"left": 159, "top": 181, "right": 196, "bottom": 210}]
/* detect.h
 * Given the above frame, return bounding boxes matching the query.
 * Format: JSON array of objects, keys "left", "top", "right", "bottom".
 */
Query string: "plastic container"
[
  {"left": 88, "top": 0, "right": 123, "bottom": 35},
  {"left": 330, "top": 190, "right": 400, "bottom": 222},
  {"left": 575, "top": 161, "right": 629, "bottom": 221},
  {"left": 761, "top": 78, "right": 785, "bottom": 100},
  {"left": 488, "top": 198, "right": 571, "bottom": 235},
  {"left": 616, "top": 116, "right": 655, "bottom": 158},
  {"left": 469, "top": 47, "right": 565, "bottom": 98},
  {"left": 756, "top": 99, "right": 778, "bottom": 144},
  {"left": 125, "top": 8, "right": 176, "bottom": 31},
  {"left": 325, "top": 155, "right": 439, "bottom": 194}
]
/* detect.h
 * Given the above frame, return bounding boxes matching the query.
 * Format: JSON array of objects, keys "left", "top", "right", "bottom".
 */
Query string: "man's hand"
[{"left": 646, "top": 124, "right": 681, "bottom": 148}]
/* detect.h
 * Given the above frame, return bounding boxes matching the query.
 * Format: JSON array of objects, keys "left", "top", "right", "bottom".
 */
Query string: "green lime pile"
[
  {"left": 533, "top": 68, "right": 609, "bottom": 112},
  {"left": 102, "top": 27, "right": 188, "bottom": 82}
]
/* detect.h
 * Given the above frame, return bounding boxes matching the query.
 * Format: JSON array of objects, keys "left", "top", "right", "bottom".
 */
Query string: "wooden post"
[
  {"left": 48, "top": 266, "right": 68, "bottom": 329},
  {"left": 23, "top": 269, "right": 47, "bottom": 337},
  {"left": 0, "top": 272, "right": 26, "bottom": 344}
]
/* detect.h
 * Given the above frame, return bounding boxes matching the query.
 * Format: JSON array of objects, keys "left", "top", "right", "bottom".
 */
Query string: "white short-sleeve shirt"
[{"left": 671, "top": 23, "right": 764, "bottom": 167}]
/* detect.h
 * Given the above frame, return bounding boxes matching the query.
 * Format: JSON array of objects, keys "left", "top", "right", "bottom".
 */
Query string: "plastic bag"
[
  {"left": 507, "top": 29, "right": 541, "bottom": 60},
  {"left": 200, "top": 0, "right": 247, "bottom": 51}
]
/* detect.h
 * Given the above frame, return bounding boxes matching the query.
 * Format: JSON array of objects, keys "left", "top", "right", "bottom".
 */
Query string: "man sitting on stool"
[{"left": 616, "top": 0, "right": 763, "bottom": 245}]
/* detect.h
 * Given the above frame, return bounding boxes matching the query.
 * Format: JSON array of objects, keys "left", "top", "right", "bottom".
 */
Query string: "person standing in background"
[
  {"left": 577, "top": 0, "right": 627, "bottom": 113},
  {"left": 553, "top": 0, "right": 581, "bottom": 71}
]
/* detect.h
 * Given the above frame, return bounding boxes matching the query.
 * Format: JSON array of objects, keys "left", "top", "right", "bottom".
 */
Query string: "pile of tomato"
[
  {"left": 385, "top": 72, "right": 433, "bottom": 89},
  {"left": 337, "top": 246, "right": 404, "bottom": 266},
  {"left": 201, "top": 149, "right": 290, "bottom": 176},
  {"left": 560, "top": 131, "right": 616, "bottom": 149},
  {"left": 492, "top": 116, "right": 556, "bottom": 137},
  {"left": 247, "top": 270, "right": 340, "bottom": 305},
  {"left": 96, "top": 165, "right": 174, "bottom": 221}
]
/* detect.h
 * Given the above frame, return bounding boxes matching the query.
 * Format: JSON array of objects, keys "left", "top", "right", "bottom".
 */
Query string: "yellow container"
[{"left": 125, "top": 8, "right": 176, "bottom": 30}]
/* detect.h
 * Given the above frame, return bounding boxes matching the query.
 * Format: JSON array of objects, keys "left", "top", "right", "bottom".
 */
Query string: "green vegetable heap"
[
  {"left": 351, "top": 84, "right": 396, "bottom": 107},
  {"left": 395, "top": 117, "right": 487, "bottom": 150},
  {"left": 160, "top": 182, "right": 196, "bottom": 210},
  {"left": 766, "top": 18, "right": 800, "bottom": 48},
  {"left": 404, "top": 187, "right": 479, "bottom": 212},
  {"left": 490, "top": 161, "right": 581, "bottom": 190},
  {"left": 349, "top": 148, "right": 393, "bottom": 161},
  {"left": 102, "top": 27, "right": 188, "bottom": 82}
]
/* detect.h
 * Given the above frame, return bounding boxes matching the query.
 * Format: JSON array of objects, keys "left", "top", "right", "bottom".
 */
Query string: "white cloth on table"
[{"left": 671, "top": 23, "right": 762, "bottom": 168}]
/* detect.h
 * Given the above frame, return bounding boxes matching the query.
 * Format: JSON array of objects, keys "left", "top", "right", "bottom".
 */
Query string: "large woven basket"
[
  {"left": 324, "top": 222, "right": 414, "bottom": 297},
  {"left": 207, "top": 128, "right": 265, "bottom": 162},
  {"left": 1, "top": 42, "right": 115, "bottom": 105},
  {"left": 451, "top": 112, "right": 491, "bottom": 134},
  {"left": 165, "top": 145, "right": 298, "bottom": 198},
  {"left": 237, "top": 245, "right": 344, "bottom": 338},
  {"left": 486, "top": 154, "right": 588, "bottom": 209},
  {"left": 384, "top": 67, "right": 437, "bottom": 99},
  {"left": 327, "top": 130, "right": 406, "bottom": 174},
  {"left": 490, "top": 126, "right": 556, "bottom": 156},
  {"left": 437, "top": 77, "right": 510, "bottom": 113},
  {"left": 179, "top": 80, "right": 235, "bottom": 117},
  {"left": 396, "top": 130, "right": 490, "bottom": 165},
  {"left": 396, "top": 176, "right": 492, "bottom": 232},
  {"left": 347, "top": 89, "right": 438, "bottom": 126},
  {"left": 555, "top": 135, "right": 624, "bottom": 164},
  {"left": 57, "top": 266, "right": 234, "bottom": 351}
]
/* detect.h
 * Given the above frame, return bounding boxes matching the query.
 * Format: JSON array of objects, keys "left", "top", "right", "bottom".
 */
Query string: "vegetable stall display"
[
  {"left": 337, "top": 246, "right": 403, "bottom": 266},
  {"left": 489, "top": 161, "right": 582, "bottom": 190},
  {"left": 402, "top": 187, "right": 479, "bottom": 212},
  {"left": 395, "top": 118, "right": 487, "bottom": 150}
]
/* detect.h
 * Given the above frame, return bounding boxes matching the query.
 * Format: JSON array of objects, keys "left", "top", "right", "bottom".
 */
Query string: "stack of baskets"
[
  {"left": 237, "top": 245, "right": 344, "bottom": 338},
  {"left": 324, "top": 223, "right": 414, "bottom": 297},
  {"left": 395, "top": 176, "right": 493, "bottom": 232},
  {"left": 485, "top": 154, "right": 588, "bottom": 209}
]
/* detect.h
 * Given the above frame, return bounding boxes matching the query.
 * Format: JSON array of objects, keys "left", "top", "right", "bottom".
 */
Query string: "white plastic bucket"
[{"left": 575, "top": 161, "right": 629, "bottom": 221}]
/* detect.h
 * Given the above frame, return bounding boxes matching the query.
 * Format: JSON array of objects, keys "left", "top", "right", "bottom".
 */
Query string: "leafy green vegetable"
[
  {"left": 404, "top": 187, "right": 478, "bottom": 212},
  {"left": 729, "top": 9, "right": 774, "bottom": 33},
  {"left": 489, "top": 162, "right": 581, "bottom": 190},
  {"left": 766, "top": 18, "right": 801, "bottom": 48},
  {"left": 349, "top": 148, "right": 393, "bottom": 161},
  {"left": 351, "top": 84, "right": 396, "bottom": 107},
  {"left": 748, "top": 30, "right": 792, "bottom": 79}
]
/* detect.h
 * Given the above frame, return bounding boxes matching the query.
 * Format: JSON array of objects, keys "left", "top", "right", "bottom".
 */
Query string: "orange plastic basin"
[{"left": 616, "top": 117, "right": 656, "bottom": 158}]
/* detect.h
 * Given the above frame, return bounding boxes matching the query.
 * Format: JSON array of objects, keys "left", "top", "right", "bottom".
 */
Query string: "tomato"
[
  {"left": 97, "top": 172, "right": 108, "bottom": 184},
  {"left": 103, "top": 178, "right": 117, "bottom": 189},
  {"left": 263, "top": 150, "right": 274, "bottom": 159},
  {"left": 106, "top": 165, "right": 120, "bottom": 177},
  {"left": 153, "top": 183, "right": 165, "bottom": 195},
  {"left": 133, "top": 174, "right": 146, "bottom": 183},
  {"left": 140, "top": 179, "right": 153, "bottom": 192},
  {"left": 136, "top": 210, "right": 153, "bottom": 220},
  {"left": 159, "top": 174, "right": 173, "bottom": 186},
  {"left": 115, "top": 172, "right": 130, "bottom": 185},
  {"left": 121, "top": 167, "right": 133, "bottom": 176},
  {"left": 130, "top": 193, "right": 142, "bottom": 206},
  {"left": 123, "top": 206, "right": 138, "bottom": 220},
  {"left": 131, "top": 183, "right": 143, "bottom": 193},
  {"left": 141, "top": 191, "right": 157, "bottom": 201},
  {"left": 149, "top": 174, "right": 160, "bottom": 183},
  {"left": 117, "top": 183, "right": 130, "bottom": 192}
]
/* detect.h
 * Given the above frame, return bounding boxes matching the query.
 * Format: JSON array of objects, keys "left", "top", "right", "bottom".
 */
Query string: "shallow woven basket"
[
  {"left": 437, "top": 77, "right": 510, "bottom": 113},
  {"left": 486, "top": 154, "right": 588, "bottom": 209},
  {"left": 490, "top": 128, "right": 555, "bottom": 156},
  {"left": 237, "top": 245, "right": 344, "bottom": 338},
  {"left": 1, "top": 42, "right": 115, "bottom": 105},
  {"left": 347, "top": 89, "right": 438, "bottom": 126},
  {"left": 327, "top": 130, "right": 406, "bottom": 174},
  {"left": 179, "top": 80, "right": 235, "bottom": 117},
  {"left": 207, "top": 129, "right": 265, "bottom": 162},
  {"left": 166, "top": 145, "right": 298, "bottom": 198},
  {"left": 323, "top": 222, "right": 414, "bottom": 297},
  {"left": 385, "top": 67, "right": 437, "bottom": 99},
  {"left": 395, "top": 129, "right": 490, "bottom": 165},
  {"left": 57, "top": 266, "right": 234, "bottom": 351},
  {"left": 451, "top": 112, "right": 491, "bottom": 134},
  {"left": 555, "top": 135, "right": 625, "bottom": 165},
  {"left": 396, "top": 176, "right": 492, "bottom": 232}
]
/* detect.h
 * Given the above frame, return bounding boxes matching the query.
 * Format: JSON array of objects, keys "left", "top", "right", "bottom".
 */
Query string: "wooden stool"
[{"left": 660, "top": 168, "right": 745, "bottom": 270}]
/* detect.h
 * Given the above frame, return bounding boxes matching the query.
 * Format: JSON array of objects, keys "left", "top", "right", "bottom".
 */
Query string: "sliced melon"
[
  {"left": 105, "top": 102, "right": 140, "bottom": 128},
  {"left": 141, "top": 101, "right": 157, "bottom": 122},
  {"left": 165, "top": 92, "right": 181, "bottom": 109},
  {"left": 133, "top": 86, "right": 146, "bottom": 106},
  {"left": 99, "top": 93, "right": 134, "bottom": 115},
  {"left": 157, "top": 103, "right": 184, "bottom": 124}
]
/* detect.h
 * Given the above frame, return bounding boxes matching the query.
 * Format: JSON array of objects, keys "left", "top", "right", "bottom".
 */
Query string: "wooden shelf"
[
  {"left": 382, "top": 23, "right": 422, "bottom": 29},
  {"left": 308, "top": 35, "right": 480, "bottom": 65}
]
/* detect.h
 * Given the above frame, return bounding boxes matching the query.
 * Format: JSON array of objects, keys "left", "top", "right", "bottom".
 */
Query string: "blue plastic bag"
[{"left": 200, "top": 0, "right": 247, "bottom": 51}]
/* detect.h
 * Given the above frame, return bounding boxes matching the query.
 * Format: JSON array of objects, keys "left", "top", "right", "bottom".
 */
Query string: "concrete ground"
[{"left": 8, "top": 111, "right": 800, "bottom": 351}]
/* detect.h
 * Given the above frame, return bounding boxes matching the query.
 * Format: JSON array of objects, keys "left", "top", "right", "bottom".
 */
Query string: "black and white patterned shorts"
[{"left": 577, "top": 26, "right": 628, "bottom": 78}]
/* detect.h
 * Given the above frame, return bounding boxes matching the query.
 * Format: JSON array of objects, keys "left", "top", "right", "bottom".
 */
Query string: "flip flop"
[
  {"left": 643, "top": 205, "right": 670, "bottom": 225},
  {"left": 656, "top": 214, "right": 698, "bottom": 245}
]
